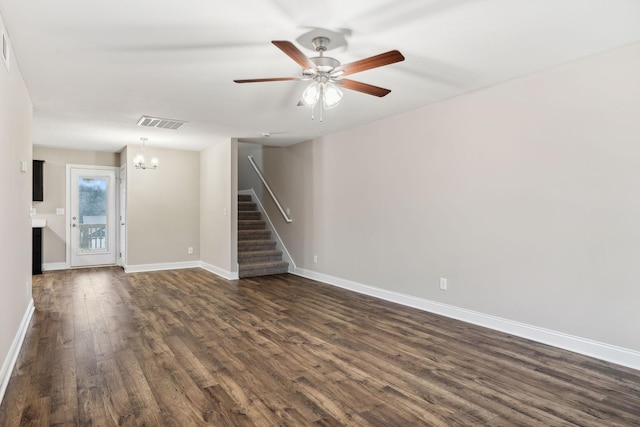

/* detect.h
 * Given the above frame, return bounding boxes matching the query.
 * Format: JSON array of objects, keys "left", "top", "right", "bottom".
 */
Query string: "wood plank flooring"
[{"left": 1, "top": 267, "right": 639, "bottom": 426}]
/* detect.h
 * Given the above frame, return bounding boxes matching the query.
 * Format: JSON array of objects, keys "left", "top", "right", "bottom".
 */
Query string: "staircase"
[{"left": 238, "top": 194, "right": 289, "bottom": 278}]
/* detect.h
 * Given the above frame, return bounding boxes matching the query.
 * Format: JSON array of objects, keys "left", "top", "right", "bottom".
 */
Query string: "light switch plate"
[{"left": 56, "top": 208, "right": 64, "bottom": 215}]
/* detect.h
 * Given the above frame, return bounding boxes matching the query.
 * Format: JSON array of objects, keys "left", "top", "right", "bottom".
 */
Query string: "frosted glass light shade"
[
  {"left": 301, "top": 82, "right": 321, "bottom": 107},
  {"left": 133, "top": 154, "right": 145, "bottom": 168},
  {"left": 323, "top": 84, "right": 343, "bottom": 109}
]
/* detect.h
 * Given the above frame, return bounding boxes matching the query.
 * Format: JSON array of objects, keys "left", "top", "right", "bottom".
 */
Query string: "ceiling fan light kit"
[
  {"left": 300, "top": 78, "right": 343, "bottom": 122},
  {"left": 234, "top": 36, "right": 405, "bottom": 122}
]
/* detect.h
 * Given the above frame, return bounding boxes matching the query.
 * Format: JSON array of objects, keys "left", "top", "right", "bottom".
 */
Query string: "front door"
[{"left": 69, "top": 166, "right": 118, "bottom": 267}]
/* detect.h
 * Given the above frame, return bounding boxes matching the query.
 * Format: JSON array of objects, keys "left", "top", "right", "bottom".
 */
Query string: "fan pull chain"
[{"left": 319, "top": 85, "right": 324, "bottom": 123}]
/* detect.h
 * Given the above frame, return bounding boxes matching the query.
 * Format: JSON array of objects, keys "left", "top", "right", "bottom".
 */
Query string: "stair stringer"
[{"left": 238, "top": 189, "right": 296, "bottom": 273}]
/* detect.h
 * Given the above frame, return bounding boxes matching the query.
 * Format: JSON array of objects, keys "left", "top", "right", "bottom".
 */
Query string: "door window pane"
[{"left": 78, "top": 177, "right": 108, "bottom": 253}]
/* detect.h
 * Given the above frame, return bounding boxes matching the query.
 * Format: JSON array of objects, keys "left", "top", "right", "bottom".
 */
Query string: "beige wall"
[
  {"left": 237, "top": 142, "right": 264, "bottom": 200},
  {"left": 0, "top": 12, "right": 33, "bottom": 392},
  {"left": 200, "top": 138, "right": 237, "bottom": 275},
  {"left": 125, "top": 145, "right": 200, "bottom": 266},
  {"left": 261, "top": 42, "right": 640, "bottom": 352},
  {"left": 31, "top": 147, "right": 120, "bottom": 264}
]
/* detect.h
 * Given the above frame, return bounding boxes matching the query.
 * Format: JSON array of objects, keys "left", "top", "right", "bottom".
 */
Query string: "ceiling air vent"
[{"left": 136, "top": 115, "right": 187, "bottom": 130}]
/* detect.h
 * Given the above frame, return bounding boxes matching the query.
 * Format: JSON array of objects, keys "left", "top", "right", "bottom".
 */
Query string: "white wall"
[
  {"left": 200, "top": 138, "right": 237, "bottom": 278},
  {"left": 125, "top": 145, "right": 200, "bottom": 267},
  {"left": 262, "top": 42, "right": 640, "bottom": 354},
  {"left": 0, "top": 11, "right": 33, "bottom": 400}
]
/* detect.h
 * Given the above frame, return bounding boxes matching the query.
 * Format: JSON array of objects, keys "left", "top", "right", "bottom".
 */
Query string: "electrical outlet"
[
  {"left": 440, "top": 277, "right": 448, "bottom": 290},
  {"left": 188, "top": 247, "right": 194, "bottom": 255},
  {"left": 313, "top": 255, "right": 318, "bottom": 264}
]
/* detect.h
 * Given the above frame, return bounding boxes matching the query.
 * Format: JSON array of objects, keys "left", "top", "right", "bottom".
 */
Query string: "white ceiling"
[{"left": 1, "top": 0, "right": 639, "bottom": 152}]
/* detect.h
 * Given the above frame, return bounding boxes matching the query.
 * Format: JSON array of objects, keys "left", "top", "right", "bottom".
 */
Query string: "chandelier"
[{"left": 133, "top": 137, "right": 158, "bottom": 170}]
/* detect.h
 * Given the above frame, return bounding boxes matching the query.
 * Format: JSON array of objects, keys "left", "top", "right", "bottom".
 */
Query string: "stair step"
[
  {"left": 238, "top": 211, "right": 261, "bottom": 220},
  {"left": 238, "top": 201, "right": 257, "bottom": 211},
  {"left": 238, "top": 239, "right": 277, "bottom": 251},
  {"left": 238, "top": 249, "right": 283, "bottom": 263},
  {"left": 237, "top": 193, "right": 287, "bottom": 278},
  {"left": 238, "top": 219, "right": 267, "bottom": 230},
  {"left": 239, "top": 261, "right": 289, "bottom": 278},
  {"left": 238, "top": 229, "right": 271, "bottom": 241}
]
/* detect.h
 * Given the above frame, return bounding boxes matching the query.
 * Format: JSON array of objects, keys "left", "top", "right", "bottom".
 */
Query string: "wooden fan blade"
[
  {"left": 234, "top": 77, "right": 298, "bottom": 83},
  {"left": 333, "top": 50, "right": 405, "bottom": 76},
  {"left": 339, "top": 79, "right": 391, "bottom": 97},
  {"left": 272, "top": 40, "right": 317, "bottom": 70}
]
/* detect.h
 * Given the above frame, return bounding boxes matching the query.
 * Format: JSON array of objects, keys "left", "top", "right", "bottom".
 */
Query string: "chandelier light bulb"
[{"left": 133, "top": 154, "right": 145, "bottom": 167}]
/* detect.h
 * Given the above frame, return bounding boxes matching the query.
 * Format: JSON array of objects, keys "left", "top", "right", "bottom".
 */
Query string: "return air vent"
[{"left": 136, "top": 115, "right": 187, "bottom": 130}]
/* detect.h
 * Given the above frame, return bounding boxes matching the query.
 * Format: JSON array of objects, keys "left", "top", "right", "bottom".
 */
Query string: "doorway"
[
  {"left": 67, "top": 165, "right": 118, "bottom": 267},
  {"left": 119, "top": 165, "right": 126, "bottom": 267}
]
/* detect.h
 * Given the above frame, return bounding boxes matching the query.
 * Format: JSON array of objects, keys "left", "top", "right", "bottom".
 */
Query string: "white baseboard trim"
[
  {"left": 42, "top": 262, "right": 68, "bottom": 271},
  {"left": 293, "top": 267, "right": 640, "bottom": 371},
  {"left": 125, "top": 261, "right": 200, "bottom": 273},
  {"left": 0, "top": 298, "right": 34, "bottom": 405},
  {"left": 122, "top": 260, "right": 239, "bottom": 280},
  {"left": 199, "top": 262, "right": 239, "bottom": 280}
]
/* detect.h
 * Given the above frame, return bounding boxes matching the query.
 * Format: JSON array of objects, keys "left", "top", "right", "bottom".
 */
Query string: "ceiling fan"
[{"left": 234, "top": 37, "right": 405, "bottom": 121}]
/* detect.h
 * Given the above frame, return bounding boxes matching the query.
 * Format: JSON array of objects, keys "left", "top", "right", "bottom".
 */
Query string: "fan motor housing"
[{"left": 310, "top": 56, "right": 340, "bottom": 72}]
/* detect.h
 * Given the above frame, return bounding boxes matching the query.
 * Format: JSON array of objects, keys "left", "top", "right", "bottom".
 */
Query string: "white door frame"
[
  {"left": 65, "top": 164, "right": 120, "bottom": 268},
  {"left": 119, "top": 165, "right": 127, "bottom": 268}
]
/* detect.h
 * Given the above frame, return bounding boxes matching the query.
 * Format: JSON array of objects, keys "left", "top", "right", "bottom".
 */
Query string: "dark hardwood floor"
[{"left": 1, "top": 267, "right": 639, "bottom": 426}]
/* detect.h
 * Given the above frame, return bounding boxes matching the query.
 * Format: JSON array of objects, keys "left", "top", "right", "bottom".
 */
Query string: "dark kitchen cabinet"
[
  {"left": 33, "top": 160, "right": 44, "bottom": 201},
  {"left": 32, "top": 227, "right": 42, "bottom": 275}
]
